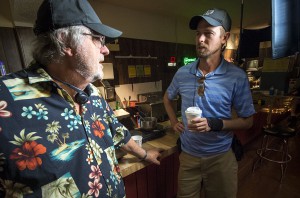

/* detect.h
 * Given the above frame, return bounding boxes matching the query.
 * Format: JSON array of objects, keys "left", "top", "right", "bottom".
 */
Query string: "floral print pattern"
[
  {"left": 41, "top": 172, "right": 80, "bottom": 197},
  {"left": 0, "top": 100, "right": 12, "bottom": 132},
  {"left": 0, "top": 179, "right": 33, "bottom": 197},
  {"left": 92, "top": 120, "right": 105, "bottom": 138},
  {"left": 9, "top": 129, "right": 46, "bottom": 171},
  {"left": 0, "top": 65, "right": 130, "bottom": 197},
  {"left": 21, "top": 104, "right": 49, "bottom": 120},
  {"left": 87, "top": 165, "right": 103, "bottom": 197},
  {"left": 10, "top": 140, "right": 46, "bottom": 171}
]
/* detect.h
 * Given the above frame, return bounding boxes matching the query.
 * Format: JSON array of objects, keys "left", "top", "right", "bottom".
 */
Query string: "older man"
[{"left": 0, "top": 0, "right": 161, "bottom": 197}]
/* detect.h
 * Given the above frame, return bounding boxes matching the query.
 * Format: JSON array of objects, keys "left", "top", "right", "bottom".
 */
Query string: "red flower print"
[
  {"left": 10, "top": 141, "right": 46, "bottom": 171},
  {"left": 0, "top": 100, "right": 12, "bottom": 132},
  {"left": 89, "top": 165, "right": 102, "bottom": 180},
  {"left": 92, "top": 120, "right": 105, "bottom": 138},
  {"left": 88, "top": 179, "right": 102, "bottom": 197}
]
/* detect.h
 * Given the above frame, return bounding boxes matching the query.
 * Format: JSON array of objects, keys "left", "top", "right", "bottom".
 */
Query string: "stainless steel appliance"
[
  {"left": 105, "top": 86, "right": 115, "bottom": 100},
  {"left": 115, "top": 115, "right": 165, "bottom": 160},
  {"left": 136, "top": 92, "right": 177, "bottom": 121},
  {"left": 101, "top": 80, "right": 115, "bottom": 100}
]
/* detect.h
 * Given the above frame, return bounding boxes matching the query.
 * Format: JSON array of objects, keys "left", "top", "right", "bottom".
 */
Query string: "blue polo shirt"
[{"left": 166, "top": 58, "right": 255, "bottom": 157}]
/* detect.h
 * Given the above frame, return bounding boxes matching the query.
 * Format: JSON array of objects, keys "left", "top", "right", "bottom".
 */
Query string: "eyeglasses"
[
  {"left": 197, "top": 77, "right": 205, "bottom": 96},
  {"left": 82, "top": 33, "right": 105, "bottom": 48}
]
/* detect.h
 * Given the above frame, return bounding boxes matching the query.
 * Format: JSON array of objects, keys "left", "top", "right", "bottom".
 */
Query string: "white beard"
[{"left": 73, "top": 49, "right": 103, "bottom": 82}]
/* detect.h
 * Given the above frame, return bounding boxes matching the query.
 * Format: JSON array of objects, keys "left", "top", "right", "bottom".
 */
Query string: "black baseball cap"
[
  {"left": 189, "top": 8, "right": 231, "bottom": 32},
  {"left": 33, "top": 0, "right": 122, "bottom": 40}
]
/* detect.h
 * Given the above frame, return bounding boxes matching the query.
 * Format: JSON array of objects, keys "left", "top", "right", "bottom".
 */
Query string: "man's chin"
[
  {"left": 91, "top": 74, "right": 103, "bottom": 82},
  {"left": 197, "top": 54, "right": 208, "bottom": 58}
]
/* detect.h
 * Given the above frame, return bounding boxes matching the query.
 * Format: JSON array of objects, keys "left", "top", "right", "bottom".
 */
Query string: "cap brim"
[
  {"left": 86, "top": 23, "right": 122, "bottom": 43},
  {"left": 189, "top": 15, "right": 222, "bottom": 30}
]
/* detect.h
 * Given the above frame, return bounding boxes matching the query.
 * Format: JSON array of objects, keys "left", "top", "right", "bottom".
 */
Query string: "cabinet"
[{"left": 123, "top": 152, "right": 179, "bottom": 198}]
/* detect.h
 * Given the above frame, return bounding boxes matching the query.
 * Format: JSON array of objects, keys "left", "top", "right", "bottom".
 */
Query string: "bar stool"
[
  {"left": 252, "top": 95, "right": 298, "bottom": 182},
  {"left": 252, "top": 124, "right": 296, "bottom": 183}
]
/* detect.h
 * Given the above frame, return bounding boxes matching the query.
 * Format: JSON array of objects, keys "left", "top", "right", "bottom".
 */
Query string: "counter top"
[
  {"left": 113, "top": 109, "right": 130, "bottom": 119},
  {"left": 119, "top": 126, "right": 179, "bottom": 177}
]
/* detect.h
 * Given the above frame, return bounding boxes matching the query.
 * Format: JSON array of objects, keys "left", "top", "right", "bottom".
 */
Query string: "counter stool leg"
[
  {"left": 253, "top": 134, "right": 268, "bottom": 172},
  {"left": 280, "top": 138, "right": 290, "bottom": 183}
]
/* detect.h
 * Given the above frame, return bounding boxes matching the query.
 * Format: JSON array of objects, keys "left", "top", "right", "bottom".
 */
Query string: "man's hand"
[
  {"left": 144, "top": 148, "right": 164, "bottom": 165},
  {"left": 172, "top": 121, "right": 185, "bottom": 133},
  {"left": 121, "top": 139, "right": 164, "bottom": 165},
  {"left": 187, "top": 117, "right": 211, "bottom": 132}
]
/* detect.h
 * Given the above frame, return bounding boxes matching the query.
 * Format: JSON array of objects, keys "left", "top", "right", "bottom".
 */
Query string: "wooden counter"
[
  {"left": 119, "top": 127, "right": 179, "bottom": 177},
  {"left": 119, "top": 122, "right": 180, "bottom": 198}
]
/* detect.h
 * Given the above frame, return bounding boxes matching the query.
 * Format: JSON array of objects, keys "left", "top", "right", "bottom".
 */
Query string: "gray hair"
[
  {"left": 220, "top": 27, "right": 228, "bottom": 52},
  {"left": 32, "top": 25, "right": 90, "bottom": 66}
]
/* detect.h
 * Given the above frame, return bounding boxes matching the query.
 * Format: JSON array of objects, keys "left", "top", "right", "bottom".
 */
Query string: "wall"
[
  {"left": 80, "top": 2, "right": 194, "bottom": 45},
  {"left": 0, "top": 27, "right": 23, "bottom": 73},
  {"left": 115, "top": 81, "right": 162, "bottom": 104},
  {"left": 0, "top": 0, "right": 14, "bottom": 27},
  {"left": 0, "top": 1, "right": 195, "bottom": 45}
]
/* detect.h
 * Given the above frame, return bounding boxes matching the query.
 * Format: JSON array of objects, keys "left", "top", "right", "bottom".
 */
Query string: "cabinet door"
[{"left": 0, "top": 27, "right": 23, "bottom": 73}]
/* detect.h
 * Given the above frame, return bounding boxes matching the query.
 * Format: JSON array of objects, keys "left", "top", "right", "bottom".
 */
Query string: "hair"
[
  {"left": 219, "top": 27, "right": 228, "bottom": 52},
  {"left": 32, "top": 25, "right": 91, "bottom": 66}
]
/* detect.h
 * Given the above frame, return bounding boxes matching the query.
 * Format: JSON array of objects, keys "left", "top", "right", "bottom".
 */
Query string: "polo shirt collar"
[{"left": 189, "top": 56, "right": 227, "bottom": 77}]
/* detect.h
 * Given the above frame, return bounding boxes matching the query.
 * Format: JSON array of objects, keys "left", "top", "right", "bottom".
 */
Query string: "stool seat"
[
  {"left": 264, "top": 125, "right": 296, "bottom": 138},
  {"left": 253, "top": 124, "right": 296, "bottom": 183}
]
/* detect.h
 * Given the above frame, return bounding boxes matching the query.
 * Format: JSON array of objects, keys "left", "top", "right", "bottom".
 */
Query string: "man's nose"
[
  {"left": 198, "top": 34, "right": 205, "bottom": 43},
  {"left": 101, "top": 45, "right": 110, "bottom": 55}
]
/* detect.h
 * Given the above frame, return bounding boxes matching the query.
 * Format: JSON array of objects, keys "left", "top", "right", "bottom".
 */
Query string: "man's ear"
[
  {"left": 63, "top": 47, "right": 73, "bottom": 56},
  {"left": 221, "top": 32, "right": 230, "bottom": 47},
  {"left": 224, "top": 32, "right": 230, "bottom": 42},
  {"left": 58, "top": 32, "right": 74, "bottom": 56}
]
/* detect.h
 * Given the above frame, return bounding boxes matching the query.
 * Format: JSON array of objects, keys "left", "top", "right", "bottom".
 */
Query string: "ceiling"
[{"left": 10, "top": 0, "right": 271, "bottom": 33}]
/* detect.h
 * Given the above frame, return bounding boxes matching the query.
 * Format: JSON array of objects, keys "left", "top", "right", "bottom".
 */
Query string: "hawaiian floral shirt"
[{"left": 0, "top": 64, "right": 131, "bottom": 197}]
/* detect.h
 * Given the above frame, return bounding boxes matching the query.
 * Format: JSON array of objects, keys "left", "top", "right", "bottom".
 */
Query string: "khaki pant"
[{"left": 177, "top": 150, "right": 238, "bottom": 198}]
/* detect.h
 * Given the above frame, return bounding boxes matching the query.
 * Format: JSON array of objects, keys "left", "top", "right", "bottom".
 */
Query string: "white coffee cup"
[
  {"left": 132, "top": 135, "right": 143, "bottom": 147},
  {"left": 185, "top": 106, "right": 202, "bottom": 124}
]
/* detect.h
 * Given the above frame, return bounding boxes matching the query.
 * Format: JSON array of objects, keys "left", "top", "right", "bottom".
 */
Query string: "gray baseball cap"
[
  {"left": 189, "top": 8, "right": 232, "bottom": 32},
  {"left": 33, "top": 0, "right": 122, "bottom": 40}
]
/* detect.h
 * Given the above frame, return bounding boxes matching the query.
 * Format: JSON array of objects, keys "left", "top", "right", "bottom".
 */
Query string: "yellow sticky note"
[
  {"left": 128, "top": 65, "right": 136, "bottom": 78},
  {"left": 144, "top": 65, "right": 151, "bottom": 77}
]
